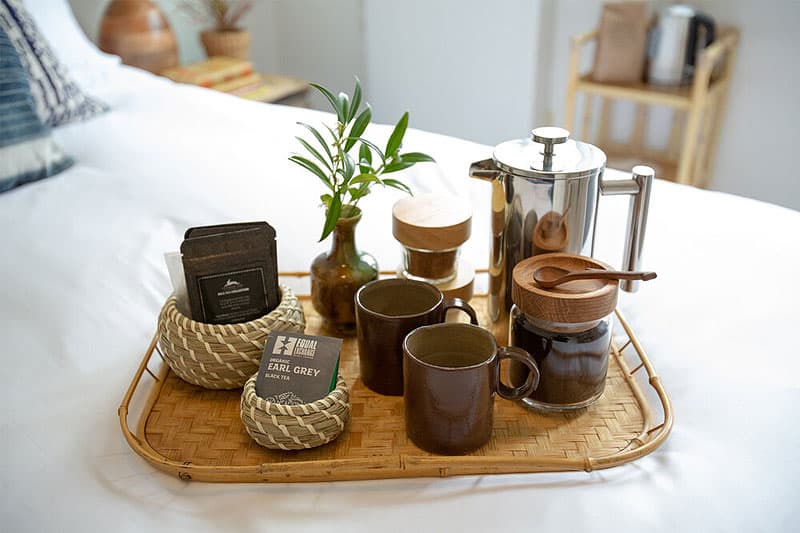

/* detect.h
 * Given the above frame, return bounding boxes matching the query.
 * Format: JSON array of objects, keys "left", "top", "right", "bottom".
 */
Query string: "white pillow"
[
  {"left": 23, "top": 0, "right": 121, "bottom": 98},
  {"left": 23, "top": 0, "right": 119, "bottom": 72}
]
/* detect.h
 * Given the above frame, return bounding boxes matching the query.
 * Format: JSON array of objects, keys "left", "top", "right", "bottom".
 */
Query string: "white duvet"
[{"left": 1, "top": 2, "right": 798, "bottom": 531}]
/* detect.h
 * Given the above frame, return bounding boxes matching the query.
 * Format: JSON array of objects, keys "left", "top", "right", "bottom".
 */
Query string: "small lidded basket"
[
  {"left": 509, "top": 253, "right": 618, "bottom": 411},
  {"left": 392, "top": 193, "right": 475, "bottom": 301},
  {"left": 157, "top": 284, "right": 305, "bottom": 389},
  {"left": 240, "top": 374, "right": 350, "bottom": 450}
]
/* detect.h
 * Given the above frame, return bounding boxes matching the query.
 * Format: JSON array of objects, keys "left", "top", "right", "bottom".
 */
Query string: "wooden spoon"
[{"left": 533, "top": 266, "right": 657, "bottom": 289}]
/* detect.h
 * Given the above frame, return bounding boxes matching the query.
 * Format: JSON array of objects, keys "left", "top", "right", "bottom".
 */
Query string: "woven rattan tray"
[{"left": 119, "top": 291, "right": 672, "bottom": 482}]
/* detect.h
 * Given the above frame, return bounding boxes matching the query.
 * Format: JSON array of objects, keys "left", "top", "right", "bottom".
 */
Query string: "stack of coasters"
[{"left": 240, "top": 331, "right": 350, "bottom": 450}]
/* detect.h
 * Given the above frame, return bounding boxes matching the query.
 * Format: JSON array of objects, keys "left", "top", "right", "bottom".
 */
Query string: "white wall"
[
  {"left": 271, "top": 0, "right": 364, "bottom": 110},
  {"left": 68, "top": 0, "right": 800, "bottom": 211},
  {"left": 692, "top": 0, "right": 800, "bottom": 210},
  {"left": 364, "top": 0, "right": 541, "bottom": 145}
]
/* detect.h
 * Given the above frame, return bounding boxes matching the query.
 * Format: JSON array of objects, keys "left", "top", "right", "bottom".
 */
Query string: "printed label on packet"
[
  {"left": 196, "top": 267, "right": 268, "bottom": 323},
  {"left": 255, "top": 332, "right": 342, "bottom": 404}
]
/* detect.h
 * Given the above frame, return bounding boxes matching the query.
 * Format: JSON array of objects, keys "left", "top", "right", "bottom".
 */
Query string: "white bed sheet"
[{"left": 1, "top": 2, "right": 799, "bottom": 531}]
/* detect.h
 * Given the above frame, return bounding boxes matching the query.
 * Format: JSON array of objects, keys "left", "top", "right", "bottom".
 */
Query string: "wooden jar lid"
[
  {"left": 392, "top": 193, "right": 472, "bottom": 250},
  {"left": 511, "top": 253, "right": 618, "bottom": 323}
]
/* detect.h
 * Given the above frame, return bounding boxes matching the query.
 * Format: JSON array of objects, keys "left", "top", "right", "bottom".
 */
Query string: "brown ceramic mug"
[
  {"left": 403, "top": 323, "right": 540, "bottom": 455},
  {"left": 355, "top": 278, "right": 478, "bottom": 396}
]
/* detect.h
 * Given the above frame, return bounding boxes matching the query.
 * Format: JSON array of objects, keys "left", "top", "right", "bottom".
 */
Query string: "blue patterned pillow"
[
  {"left": 1, "top": 24, "right": 73, "bottom": 193},
  {"left": 0, "top": 0, "right": 107, "bottom": 127}
]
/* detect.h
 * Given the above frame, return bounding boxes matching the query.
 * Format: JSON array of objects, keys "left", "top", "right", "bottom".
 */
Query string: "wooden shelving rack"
[{"left": 565, "top": 28, "right": 739, "bottom": 187}]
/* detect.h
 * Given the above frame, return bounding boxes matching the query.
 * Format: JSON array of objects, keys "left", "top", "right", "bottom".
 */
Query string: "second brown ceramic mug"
[
  {"left": 355, "top": 278, "right": 478, "bottom": 395},
  {"left": 403, "top": 323, "right": 540, "bottom": 455}
]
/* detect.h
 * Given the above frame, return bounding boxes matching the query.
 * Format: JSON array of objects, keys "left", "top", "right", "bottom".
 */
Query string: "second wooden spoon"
[{"left": 533, "top": 266, "right": 657, "bottom": 289}]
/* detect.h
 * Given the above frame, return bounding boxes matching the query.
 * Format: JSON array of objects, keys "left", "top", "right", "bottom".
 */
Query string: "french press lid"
[{"left": 493, "top": 126, "right": 606, "bottom": 179}]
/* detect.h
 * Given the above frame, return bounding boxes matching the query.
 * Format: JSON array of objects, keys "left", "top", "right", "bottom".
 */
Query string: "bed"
[{"left": 1, "top": 1, "right": 798, "bottom": 531}]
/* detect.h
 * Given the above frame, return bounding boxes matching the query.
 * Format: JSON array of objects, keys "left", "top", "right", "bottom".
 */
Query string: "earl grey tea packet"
[
  {"left": 256, "top": 332, "right": 342, "bottom": 405},
  {"left": 181, "top": 222, "right": 279, "bottom": 324}
]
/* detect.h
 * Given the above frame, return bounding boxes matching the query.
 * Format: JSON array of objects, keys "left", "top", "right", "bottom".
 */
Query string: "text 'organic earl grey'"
[{"left": 255, "top": 332, "right": 342, "bottom": 405}]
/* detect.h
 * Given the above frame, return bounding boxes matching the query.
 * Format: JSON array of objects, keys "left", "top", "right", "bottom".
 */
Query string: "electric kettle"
[
  {"left": 469, "top": 127, "right": 653, "bottom": 327},
  {"left": 648, "top": 4, "right": 716, "bottom": 86}
]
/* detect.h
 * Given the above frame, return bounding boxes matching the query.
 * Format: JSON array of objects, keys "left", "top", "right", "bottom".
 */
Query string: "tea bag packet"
[
  {"left": 181, "top": 222, "right": 279, "bottom": 324},
  {"left": 256, "top": 332, "right": 342, "bottom": 404},
  {"left": 164, "top": 251, "right": 190, "bottom": 315}
]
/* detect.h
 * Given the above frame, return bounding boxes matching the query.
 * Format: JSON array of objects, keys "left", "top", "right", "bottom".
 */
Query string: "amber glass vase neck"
[{"left": 329, "top": 208, "right": 361, "bottom": 262}]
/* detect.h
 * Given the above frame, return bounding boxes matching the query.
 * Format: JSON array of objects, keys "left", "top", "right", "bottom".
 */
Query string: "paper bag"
[{"left": 592, "top": 2, "right": 650, "bottom": 83}]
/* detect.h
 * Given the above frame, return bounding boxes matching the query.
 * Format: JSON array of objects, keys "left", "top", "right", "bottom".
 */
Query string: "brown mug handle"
[
  {"left": 495, "top": 346, "right": 540, "bottom": 400},
  {"left": 442, "top": 297, "right": 479, "bottom": 324}
]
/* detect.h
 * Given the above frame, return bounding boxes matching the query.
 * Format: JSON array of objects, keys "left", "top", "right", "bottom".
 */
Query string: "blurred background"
[{"left": 69, "top": 0, "right": 800, "bottom": 211}]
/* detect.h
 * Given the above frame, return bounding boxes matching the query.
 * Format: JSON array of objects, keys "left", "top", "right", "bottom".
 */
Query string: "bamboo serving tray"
[{"left": 119, "top": 292, "right": 673, "bottom": 483}]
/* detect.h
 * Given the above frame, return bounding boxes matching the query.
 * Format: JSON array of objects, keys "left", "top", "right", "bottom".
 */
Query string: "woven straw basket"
[
  {"left": 240, "top": 374, "right": 350, "bottom": 450},
  {"left": 157, "top": 285, "right": 305, "bottom": 390}
]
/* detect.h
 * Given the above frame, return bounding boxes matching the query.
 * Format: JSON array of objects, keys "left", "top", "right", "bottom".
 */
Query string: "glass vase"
[{"left": 310, "top": 208, "right": 378, "bottom": 333}]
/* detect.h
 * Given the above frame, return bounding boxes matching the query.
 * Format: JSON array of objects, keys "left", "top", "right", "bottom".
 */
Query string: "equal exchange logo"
[{"left": 272, "top": 335, "right": 318, "bottom": 358}]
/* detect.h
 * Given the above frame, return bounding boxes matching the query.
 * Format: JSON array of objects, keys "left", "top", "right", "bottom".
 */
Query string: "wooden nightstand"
[{"left": 162, "top": 57, "right": 310, "bottom": 107}]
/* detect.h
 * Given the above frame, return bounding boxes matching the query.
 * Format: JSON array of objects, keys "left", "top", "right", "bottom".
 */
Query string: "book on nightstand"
[{"left": 162, "top": 57, "right": 253, "bottom": 87}]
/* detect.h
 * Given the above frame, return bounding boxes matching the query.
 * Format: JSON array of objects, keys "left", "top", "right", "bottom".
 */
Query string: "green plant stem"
[{"left": 289, "top": 79, "right": 433, "bottom": 241}]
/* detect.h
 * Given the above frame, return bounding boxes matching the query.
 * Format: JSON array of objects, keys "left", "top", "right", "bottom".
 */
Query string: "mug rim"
[
  {"left": 403, "top": 322, "right": 497, "bottom": 372},
  {"left": 356, "top": 278, "right": 444, "bottom": 320}
]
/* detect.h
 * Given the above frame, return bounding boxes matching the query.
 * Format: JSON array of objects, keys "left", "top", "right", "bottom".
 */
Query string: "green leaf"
[
  {"left": 382, "top": 160, "right": 415, "bottom": 174},
  {"left": 309, "top": 83, "right": 344, "bottom": 122},
  {"left": 398, "top": 151, "right": 435, "bottom": 163},
  {"left": 348, "top": 77, "right": 362, "bottom": 123},
  {"left": 322, "top": 123, "right": 339, "bottom": 141},
  {"left": 298, "top": 122, "right": 333, "bottom": 162},
  {"left": 342, "top": 153, "right": 356, "bottom": 182},
  {"left": 383, "top": 178, "right": 413, "bottom": 195},
  {"left": 359, "top": 142, "right": 373, "bottom": 173},
  {"left": 349, "top": 173, "right": 381, "bottom": 186},
  {"left": 320, "top": 194, "right": 342, "bottom": 241},
  {"left": 357, "top": 138, "right": 386, "bottom": 163},
  {"left": 344, "top": 105, "right": 372, "bottom": 152},
  {"left": 288, "top": 155, "right": 334, "bottom": 191},
  {"left": 338, "top": 92, "right": 350, "bottom": 125},
  {"left": 385, "top": 111, "right": 408, "bottom": 157},
  {"left": 348, "top": 181, "right": 371, "bottom": 201},
  {"left": 320, "top": 193, "right": 332, "bottom": 208},
  {"left": 295, "top": 136, "right": 333, "bottom": 172}
]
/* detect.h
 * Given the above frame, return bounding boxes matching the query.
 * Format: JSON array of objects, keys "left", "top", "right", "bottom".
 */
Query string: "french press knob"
[{"left": 531, "top": 127, "right": 570, "bottom": 170}]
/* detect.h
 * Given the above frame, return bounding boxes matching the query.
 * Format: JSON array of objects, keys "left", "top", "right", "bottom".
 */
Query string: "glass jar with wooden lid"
[
  {"left": 392, "top": 193, "right": 475, "bottom": 301},
  {"left": 508, "top": 253, "right": 618, "bottom": 411}
]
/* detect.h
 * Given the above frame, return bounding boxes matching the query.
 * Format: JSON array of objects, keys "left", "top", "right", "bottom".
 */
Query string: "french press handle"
[{"left": 600, "top": 166, "right": 654, "bottom": 292}]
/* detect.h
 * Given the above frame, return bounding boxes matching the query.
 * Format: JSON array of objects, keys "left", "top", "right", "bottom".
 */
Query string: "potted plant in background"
[
  {"left": 290, "top": 79, "right": 435, "bottom": 332},
  {"left": 181, "top": 0, "right": 254, "bottom": 60}
]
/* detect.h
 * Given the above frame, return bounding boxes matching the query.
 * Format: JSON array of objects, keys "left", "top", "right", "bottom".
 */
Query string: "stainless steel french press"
[{"left": 470, "top": 126, "right": 653, "bottom": 325}]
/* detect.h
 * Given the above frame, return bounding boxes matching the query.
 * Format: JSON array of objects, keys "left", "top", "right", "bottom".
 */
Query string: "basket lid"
[
  {"left": 511, "top": 253, "right": 618, "bottom": 323},
  {"left": 392, "top": 193, "right": 472, "bottom": 250}
]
